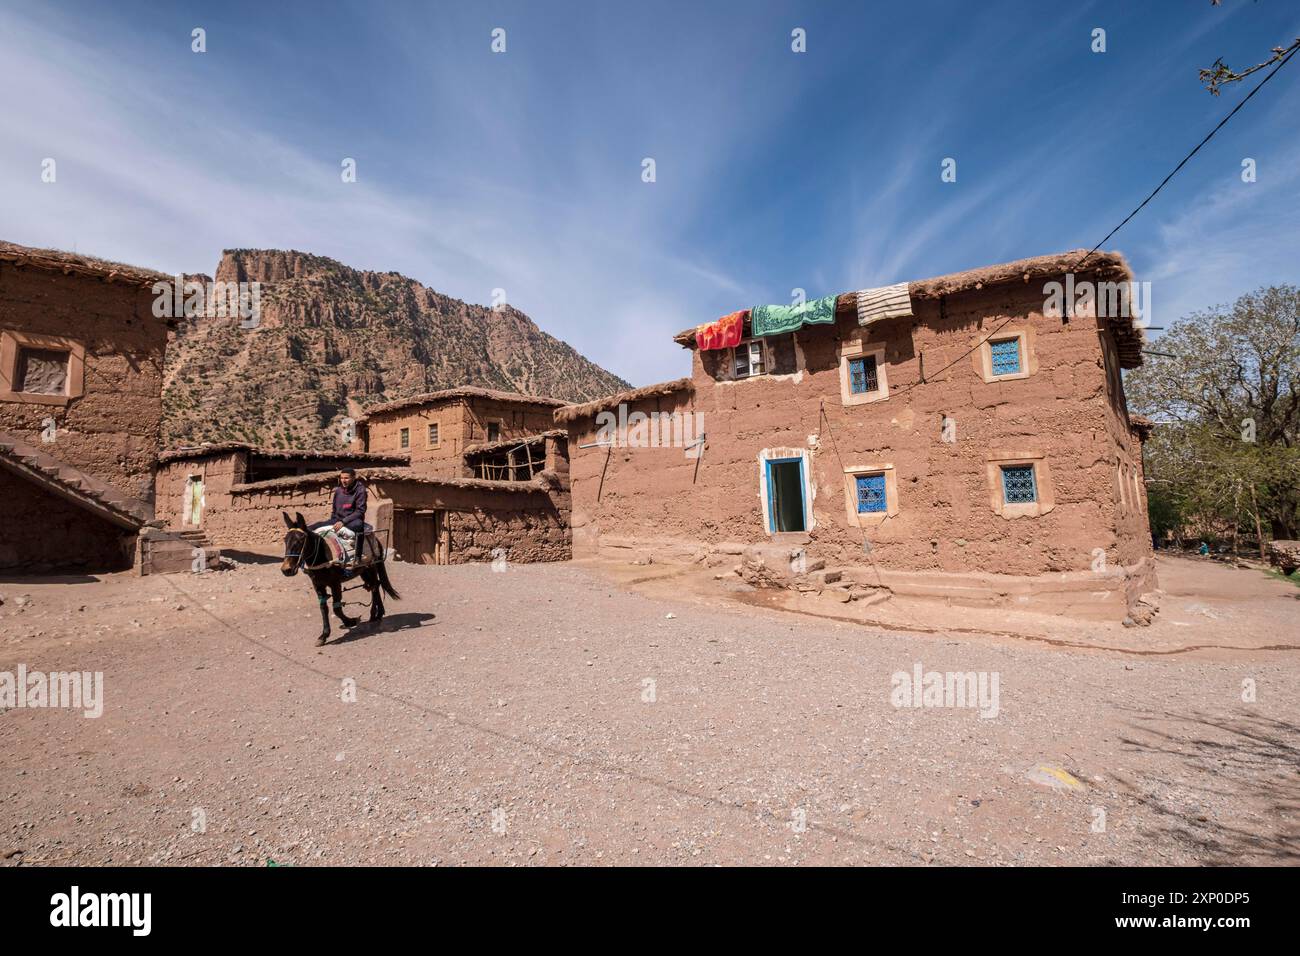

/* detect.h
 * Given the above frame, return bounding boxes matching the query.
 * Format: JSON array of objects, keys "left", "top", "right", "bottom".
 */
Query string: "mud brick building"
[
  {"left": 353, "top": 387, "right": 565, "bottom": 477},
  {"left": 0, "top": 241, "right": 172, "bottom": 572},
  {"left": 557, "top": 250, "right": 1155, "bottom": 620},
  {"left": 157, "top": 412, "right": 572, "bottom": 565},
  {"left": 154, "top": 443, "right": 410, "bottom": 532}
]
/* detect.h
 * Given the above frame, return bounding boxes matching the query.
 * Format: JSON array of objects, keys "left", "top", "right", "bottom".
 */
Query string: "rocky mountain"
[{"left": 161, "top": 250, "right": 630, "bottom": 448}]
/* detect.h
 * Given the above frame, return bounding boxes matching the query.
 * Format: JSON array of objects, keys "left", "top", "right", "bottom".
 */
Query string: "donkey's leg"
[
  {"left": 314, "top": 581, "right": 331, "bottom": 646},
  {"left": 367, "top": 569, "right": 385, "bottom": 622},
  {"left": 331, "top": 578, "right": 361, "bottom": 628}
]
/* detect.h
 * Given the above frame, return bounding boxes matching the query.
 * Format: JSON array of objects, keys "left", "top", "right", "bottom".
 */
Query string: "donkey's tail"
[{"left": 376, "top": 560, "right": 401, "bottom": 600}]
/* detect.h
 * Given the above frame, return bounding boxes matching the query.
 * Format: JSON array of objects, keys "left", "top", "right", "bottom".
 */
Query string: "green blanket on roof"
[{"left": 750, "top": 294, "right": 838, "bottom": 337}]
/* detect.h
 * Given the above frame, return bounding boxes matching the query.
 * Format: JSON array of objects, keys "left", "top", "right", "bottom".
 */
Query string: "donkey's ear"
[
  {"left": 281, "top": 511, "right": 293, "bottom": 528},
  {"left": 294, "top": 511, "right": 307, "bottom": 529}
]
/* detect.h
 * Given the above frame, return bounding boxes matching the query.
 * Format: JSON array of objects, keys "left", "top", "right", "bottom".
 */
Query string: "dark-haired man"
[{"left": 330, "top": 468, "right": 367, "bottom": 535}]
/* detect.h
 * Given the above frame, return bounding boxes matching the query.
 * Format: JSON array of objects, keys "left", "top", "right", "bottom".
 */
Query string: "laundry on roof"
[
  {"left": 696, "top": 309, "right": 746, "bottom": 351},
  {"left": 750, "top": 293, "right": 838, "bottom": 337}
]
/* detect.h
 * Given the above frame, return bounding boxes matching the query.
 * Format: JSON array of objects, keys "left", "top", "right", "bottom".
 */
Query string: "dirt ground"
[{"left": 1, "top": 553, "right": 1296, "bottom": 866}]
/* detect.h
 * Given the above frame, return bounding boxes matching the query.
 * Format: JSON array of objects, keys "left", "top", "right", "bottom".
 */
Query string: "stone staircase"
[
  {"left": 0, "top": 429, "right": 152, "bottom": 529},
  {"left": 793, "top": 565, "right": 893, "bottom": 606}
]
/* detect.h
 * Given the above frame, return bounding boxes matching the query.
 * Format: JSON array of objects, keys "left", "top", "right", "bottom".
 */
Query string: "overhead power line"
[
  {"left": 1073, "top": 38, "right": 1300, "bottom": 272},
  {"left": 895, "top": 41, "right": 1300, "bottom": 396}
]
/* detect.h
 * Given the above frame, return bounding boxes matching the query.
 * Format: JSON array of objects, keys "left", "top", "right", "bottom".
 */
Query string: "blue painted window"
[
  {"left": 849, "top": 355, "right": 879, "bottom": 394},
  {"left": 990, "top": 338, "right": 1021, "bottom": 376},
  {"left": 1001, "top": 464, "right": 1038, "bottom": 504},
  {"left": 855, "top": 473, "right": 887, "bottom": 513}
]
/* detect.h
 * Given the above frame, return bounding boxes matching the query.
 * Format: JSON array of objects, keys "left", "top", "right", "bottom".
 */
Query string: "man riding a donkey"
[{"left": 280, "top": 469, "right": 400, "bottom": 646}]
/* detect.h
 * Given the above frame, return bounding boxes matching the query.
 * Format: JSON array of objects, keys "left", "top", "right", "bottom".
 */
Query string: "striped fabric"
[{"left": 855, "top": 282, "right": 913, "bottom": 327}]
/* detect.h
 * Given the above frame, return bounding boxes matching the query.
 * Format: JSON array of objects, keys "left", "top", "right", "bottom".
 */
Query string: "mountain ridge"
[{"left": 162, "top": 249, "right": 630, "bottom": 449}]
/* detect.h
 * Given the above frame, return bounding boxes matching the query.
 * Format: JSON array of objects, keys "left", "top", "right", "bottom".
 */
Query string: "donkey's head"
[{"left": 280, "top": 511, "right": 311, "bottom": 576}]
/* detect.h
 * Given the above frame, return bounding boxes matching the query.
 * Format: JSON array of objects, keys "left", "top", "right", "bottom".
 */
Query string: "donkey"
[{"left": 280, "top": 511, "right": 400, "bottom": 645}]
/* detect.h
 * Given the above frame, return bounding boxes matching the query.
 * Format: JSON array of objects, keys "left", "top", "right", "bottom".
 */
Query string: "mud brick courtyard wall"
[
  {"left": 0, "top": 262, "right": 167, "bottom": 500},
  {"left": 561, "top": 266, "right": 1155, "bottom": 618},
  {"left": 186, "top": 470, "right": 571, "bottom": 564}
]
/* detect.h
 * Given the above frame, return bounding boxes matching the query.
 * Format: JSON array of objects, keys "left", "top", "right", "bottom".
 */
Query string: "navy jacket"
[{"left": 330, "top": 480, "right": 367, "bottom": 533}]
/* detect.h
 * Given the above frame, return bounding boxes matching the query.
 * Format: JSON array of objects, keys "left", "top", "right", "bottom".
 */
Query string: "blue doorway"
[{"left": 765, "top": 457, "right": 807, "bottom": 532}]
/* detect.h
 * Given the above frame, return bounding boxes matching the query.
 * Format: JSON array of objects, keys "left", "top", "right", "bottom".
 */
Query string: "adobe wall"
[
  {"left": 0, "top": 266, "right": 167, "bottom": 500},
  {"left": 154, "top": 451, "right": 246, "bottom": 532},
  {"left": 375, "top": 480, "right": 570, "bottom": 564},
  {"left": 363, "top": 403, "right": 466, "bottom": 476},
  {"left": 183, "top": 472, "right": 570, "bottom": 564},
  {"left": 462, "top": 398, "right": 559, "bottom": 448},
  {"left": 1099, "top": 325, "right": 1153, "bottom": 570},
  {"left": 363, "top": 398, "right": 562, "bottom": 477},
  {"left": 565, "top": 280, "right": 1155, "bottom": 616},
  {"left": 0, "top": 469, "right": 134, "bottom": 571}
]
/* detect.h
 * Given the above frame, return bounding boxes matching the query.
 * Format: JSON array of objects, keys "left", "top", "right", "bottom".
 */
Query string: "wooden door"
[{"left": 393, "top": 509, "right": 445, "bottom": 564}]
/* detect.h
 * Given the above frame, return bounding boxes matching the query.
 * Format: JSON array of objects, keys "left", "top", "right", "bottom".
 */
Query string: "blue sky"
[{"left": 1, "top": 0, "right": 1298, "bottom": 385}]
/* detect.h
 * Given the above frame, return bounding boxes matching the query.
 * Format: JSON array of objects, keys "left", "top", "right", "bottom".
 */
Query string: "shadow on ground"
[
  {"left": 222, "top": 550, "right": 282, "bottom": 566},
  {"left": 1113, "top": 708, "right": 1300, "bottom": 864},
  {"left": 329, "top": 611, "right": 438, "bottom": 645}
]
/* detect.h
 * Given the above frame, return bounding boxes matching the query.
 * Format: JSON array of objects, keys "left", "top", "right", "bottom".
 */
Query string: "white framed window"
[
  {"left": 838, "top": 340, "right": 889, "bottom": 406},
  {"left": 732, "top": 339, "right": 767, "bottom": 379},
  {"left": 974, "top": 328, "right": 1033, "bottom": 383},
  {"left": 842, "top": 464, "right": 898, "bottom": 526}
]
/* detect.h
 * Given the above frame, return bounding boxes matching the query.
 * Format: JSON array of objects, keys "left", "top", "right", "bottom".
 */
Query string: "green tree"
[{"left": 1127, "top": 285, "right": 1300, "bottom": 546}]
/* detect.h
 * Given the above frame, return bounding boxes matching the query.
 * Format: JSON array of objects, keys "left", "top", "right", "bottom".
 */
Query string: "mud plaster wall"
[
  {"left": 376, "top": 480, "right": 570, "bottom": 564},
  {"left": 567, "top": 281, "right": 1154, "bottom": 581},
  {"left": 0, "top": 266, "right": 167, "bottom": 500},
  {"left": 362, "top": 399, "right": 559, "bottom": 477},
  {"left": 154, "top": 451, "right": 246, "bottom": 531},
  {"left": 0, "top": 468, "right": 134, "bottom": 571},
  {"left": 1100, "top": 327, "right": 1152, "bottom": 567},
  {"left": 205, "top": 475, "right": 569, "bottom": 563}
]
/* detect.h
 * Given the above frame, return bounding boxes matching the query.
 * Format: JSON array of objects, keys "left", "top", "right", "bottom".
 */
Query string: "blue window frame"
[
  {"left": 1000, "top": 464, "right": 1038, "bottom": 504},
  {"left": 848, "top": 355, "right": 879, "bottom": 394},
  {"left": 765, "top": 457, "right": 807, "bottom": 532},
  {"left": 855, "top": 473, "right": 887, "bottom": 513},
  {"left": 990, "top": 338, "right": 1021, "bottom": 376}
]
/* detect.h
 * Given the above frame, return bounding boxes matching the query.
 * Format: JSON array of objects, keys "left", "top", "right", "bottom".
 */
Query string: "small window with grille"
[
  {"left": 989, "top": 338, "right": 1022, "bottom": 376},
  {"left": 855, "top": 472, "right": 887, "bottom": 513},
  {"left": 427, "top": 422, "right": 439, "bottom": 447},
  {"left": 1000, "top": 464, "right": 1038, "bottom": 504},
  {"left": 848, "top": 355, "right": 879, "bottom": 395},
  {"left": 399, "top": 427, "right": 410, "bottom": 449},
  {"left": 733, "top": 340, "right": 766, "bottom": 379}
]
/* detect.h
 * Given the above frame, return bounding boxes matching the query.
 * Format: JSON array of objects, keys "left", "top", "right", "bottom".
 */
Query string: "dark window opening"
[
  {"left": 849, "top": 355, "right": 879, "bottom": 394},
  {"left": 767, "top": 458, "right": 806, "bottom": 532}
]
